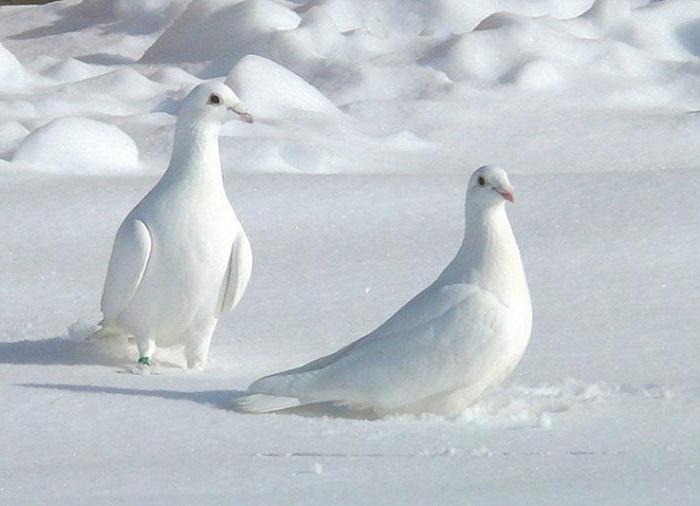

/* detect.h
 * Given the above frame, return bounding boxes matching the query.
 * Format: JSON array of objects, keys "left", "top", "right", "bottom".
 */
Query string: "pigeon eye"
[
  {"left": 208, "top": 94, "right": 221, "bottom": 105},
  {"left": 478, "top": 176, "right": 485, "bottom": 186}
]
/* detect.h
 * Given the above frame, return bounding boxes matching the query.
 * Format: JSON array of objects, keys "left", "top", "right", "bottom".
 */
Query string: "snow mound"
[
  {"left": 61, "top": 68, "right": 167, "bottom": 103},
  {"left": 0, "top": 121, "right": 29, "bottom": 158},
  {"left": 112, "top": 0, "right": 190, "bottom": 26},
  {"left": 0, "top": 42, "right": 25, "bottom": 88},
  {"left": 13, "top": 117, "right": 140, "bottom": 174},
  {"left": 226, "top": 55, "right": 339, "bottom": 118},
  {"left": 423, "top": 5, "right": 694, "bottom": 88},
  {"left": 42, "top": 58, "right": 109, "bottom": 84},
  {"left": 459, "top": 378, "right": 622, "bottom": 428},
  {"left": 582, "top": 0, "right": 632, "bottom": 30},
  {"left": 141, "top": 0, "right": 301, "bottom": 65},
  {"left": 424, "top": 14, "right": 562, "bottom": 85}
]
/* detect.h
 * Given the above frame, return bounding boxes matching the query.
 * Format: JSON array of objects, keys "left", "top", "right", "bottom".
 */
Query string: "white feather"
[
  {"left": 219, "top": 230, "right": 253, "bottom": 314},
  {"left": 231, "top": 394, "right": 301, "bottom": 414},
  {"left": 101, "top": 219, "right": 151, "bottom": 322}
]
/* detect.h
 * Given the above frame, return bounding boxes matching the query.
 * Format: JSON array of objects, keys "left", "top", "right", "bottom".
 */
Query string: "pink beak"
[{"left": 499, "top": 189, "right": 514, "bottom": 203}]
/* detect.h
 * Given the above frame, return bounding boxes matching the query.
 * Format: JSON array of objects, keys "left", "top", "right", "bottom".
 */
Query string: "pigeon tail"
[
  {"left": 88, "top": 321, "right": 127, "bottom": 341},
  {"left": 231, "top": 394, "right": 302, "bottom": 414}
]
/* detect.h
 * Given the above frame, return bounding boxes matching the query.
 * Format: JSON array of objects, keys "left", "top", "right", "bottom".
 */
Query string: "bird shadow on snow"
[
  {"left": 0, "top": 321, "right": 196, "bottom": 369},
  {"left": 15, "top": 379, "right": 671, "bottom": 423},
  {"left": 19, "top": 383, "right": 243, "bottom": 410},
  {"left": 0, "top": 336, "right": 126, "bottom": 367},
  {"left": 17, "top": 381, "right": 378, "bottom": 419},
  {"left": 10, "top": 0, "right": 163, "bottom": 41}
]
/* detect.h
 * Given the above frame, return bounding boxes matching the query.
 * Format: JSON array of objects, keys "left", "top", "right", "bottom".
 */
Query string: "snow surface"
[{"left": 1, "top": 0, "right": 699, "bottom": 504}]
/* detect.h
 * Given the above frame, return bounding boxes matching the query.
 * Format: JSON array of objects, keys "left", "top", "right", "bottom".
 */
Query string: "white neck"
[
  {"left": 437, "top": 202, "right": 528, "bottom": 306},
  {"left": 160, "top": 117, "right": 225, "bottom": 190}
]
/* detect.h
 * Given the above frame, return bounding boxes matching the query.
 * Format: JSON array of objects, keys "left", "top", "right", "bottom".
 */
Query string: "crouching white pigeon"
[
  {"left": 95, "top": 82, "right": 254, "bottom": 369},
  {"left": 232, "top": 165, "right": 531, "bottom": 416}
]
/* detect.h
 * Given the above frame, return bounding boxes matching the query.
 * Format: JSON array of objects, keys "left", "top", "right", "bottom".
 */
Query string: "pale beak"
[
  {"left": 228, "top": 105, "right": 253, "bottom": 124},
  {"left": 498, "top": 188, "right": 514, "bottom": 203}
]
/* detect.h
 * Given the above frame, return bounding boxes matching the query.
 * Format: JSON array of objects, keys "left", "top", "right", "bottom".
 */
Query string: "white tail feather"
[
  {"left": 231, "top": 394, "right": 302, "bottom": 414},
  {"left": 87, "top": 322, "right": 127, "bottom": 341}
]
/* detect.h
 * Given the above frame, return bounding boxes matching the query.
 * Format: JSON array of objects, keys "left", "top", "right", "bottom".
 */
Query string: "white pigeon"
[
  {"left": 96, "top": 82, "right": 254, "bottom": 369},
  {"left": 232, "top": 165, "right": 531, "bottom": 416}
]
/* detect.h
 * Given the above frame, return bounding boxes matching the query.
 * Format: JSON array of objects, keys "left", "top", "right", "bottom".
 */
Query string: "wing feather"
[
  {"left": 219, "top": 230, "right": 253, "bottom": 314},
  {"left": 249, "top": 284, "right": 506, "bottom": 411},
  {"left": 100, "top": 219, "right": 152, "bottom": 321}
]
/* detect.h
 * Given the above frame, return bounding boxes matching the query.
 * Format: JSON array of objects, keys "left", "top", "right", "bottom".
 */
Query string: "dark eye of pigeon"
[
  {"left": 478, "top": 176, "right": 485, "bottom": 186},
  {"left": 208, "top": 94, "right": 221, "bottom": 105}
]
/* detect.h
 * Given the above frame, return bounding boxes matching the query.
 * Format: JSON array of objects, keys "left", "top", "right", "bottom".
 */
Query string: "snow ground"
[
  {"left": 1, "top": 0, "right": 699, "bottom": 504},
  {"left": 2, "top": 171, "right": 699, "bottom": 504}
]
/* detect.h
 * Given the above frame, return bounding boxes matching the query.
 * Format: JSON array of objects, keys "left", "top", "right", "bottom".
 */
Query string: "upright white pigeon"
[
  {"left": 232, "top": 165, "right": 531, "bottom": 416},
  {"left": 96, "top": 82, "right": 254, "bottom": 369}
]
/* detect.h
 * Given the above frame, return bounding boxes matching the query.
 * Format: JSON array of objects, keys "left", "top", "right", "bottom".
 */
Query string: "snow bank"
[
  {"left": 12, "top": 117, "right": 140, "bottom": 174},
  {"left": 226, "top": 55, "right": 339, "bottom": 118},
  {"left": 141, "top": 0, "right": 301, "bottom": 66},
  {"left": 3, "top": 0, "right": 700, "bottom": 174}
]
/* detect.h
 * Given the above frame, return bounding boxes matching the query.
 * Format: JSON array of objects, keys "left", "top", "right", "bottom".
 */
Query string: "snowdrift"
[
  {"left": 12, "top": 117, "right": 140, "bottom": 174},
  {"left": 0, "top": 0, "right": 699, "bottom": 175}
]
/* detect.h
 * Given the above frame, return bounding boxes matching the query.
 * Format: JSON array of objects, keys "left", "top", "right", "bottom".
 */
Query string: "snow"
[
  {"left": 226, "top": 55, "right": 340, "bottom": 118},
  {"left": 12, "top": 117, "right": 140, "bottom": 174},
  {"left": 1, "top": 0, "right": 699, "bottom": 504}
]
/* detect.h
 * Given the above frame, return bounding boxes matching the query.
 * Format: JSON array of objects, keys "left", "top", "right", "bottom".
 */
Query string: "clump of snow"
[
  {"left": 512, "top": 59, "right": 563, "bottom": 89},
  {"left": 0, "top": 42, "right": 26, "bottom": 89},
  {"left": 226, "top": 55, "right": 339, "bottom": 118},
  {"left": 66, "top": 320, "right": 100, "bottom": 341},
  {"left": 470, "top": 446, "right": 493, "bottom": 457},
  {"left": 538, "top": 412, "right": 553, "bottom": 429},
  {"left": 12, "top": 117, "right": 140, "bottom": 174},
  {"left": 460, "top": 378, "right": 620, "bottom": 428},
  {"left": 420, "top": 446, "right": 459, "bottom": 457},
  {"left": 0, "top": 121, "right": 29, "bottom": 158}
]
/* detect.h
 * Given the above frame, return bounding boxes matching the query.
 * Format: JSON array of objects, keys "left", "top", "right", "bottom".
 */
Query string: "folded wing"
[
  {"left": 219, "top": 230, "right": 253, "bottom": 315},
  {"left": 244, "top": 284, "right": 506, "bottom": 412},
  {"left": 101, "top": 219, "right": 152, "bottom": 322}
]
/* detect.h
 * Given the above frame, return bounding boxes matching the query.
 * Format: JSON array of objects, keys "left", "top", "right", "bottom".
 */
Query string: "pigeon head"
[
  {"left": 467, "top": 165, "right": 514, "bottom": 206},
  {"left": 179, "top": 82, "right": 253, "bottom": 126}
]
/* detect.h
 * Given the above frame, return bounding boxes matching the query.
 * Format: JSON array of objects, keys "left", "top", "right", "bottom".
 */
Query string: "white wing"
[
  {"left": 219, "top": 229, "right": 253, "bottom": 314},
  {"left": 250, "top": 283, "right": 472, "bottom": 378},
  {"left": 100, "top": 219, "right": 152, "bottom": 321},
  {"left": 249, "top": 284, "right": 508, "bottom": 410}
]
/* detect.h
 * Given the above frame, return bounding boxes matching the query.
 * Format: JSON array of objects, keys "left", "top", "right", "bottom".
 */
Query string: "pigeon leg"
[
  {"left": 136, "top": 336, "right": 156, "bottom": 366},
  {"left": 185, "top": 320, "right": 217, "bottom": 370}
]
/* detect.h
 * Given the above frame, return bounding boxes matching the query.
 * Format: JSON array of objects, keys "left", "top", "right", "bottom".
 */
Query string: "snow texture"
[{"left": 1, "top": 0, "right": 699, "bottom": 504}]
